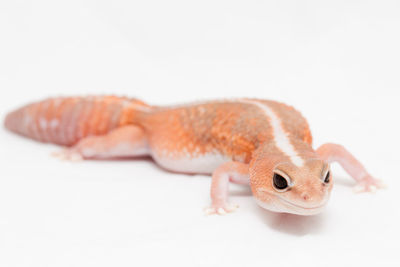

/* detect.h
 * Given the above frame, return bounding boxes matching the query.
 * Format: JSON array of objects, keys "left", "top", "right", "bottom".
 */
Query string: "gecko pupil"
[
  {"left": 273, "top": 173, "right": 288, "bottom": 190},
  {"left": 324, "top": 171, "right": 330, "bottom": 183}
]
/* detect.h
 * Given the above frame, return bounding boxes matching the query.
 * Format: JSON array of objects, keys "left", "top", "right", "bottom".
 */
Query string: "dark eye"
[
  {"left": 324, "top": 171, "right": 330, "bottom": 183},
  {"left": 273, "top": 173, "right": 289, "bottom": 190}
]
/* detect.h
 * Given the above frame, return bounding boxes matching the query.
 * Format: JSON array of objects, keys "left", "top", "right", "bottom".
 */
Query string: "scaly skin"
[{"left": 4, "top": 96, "right": 384, "bottom": 216}]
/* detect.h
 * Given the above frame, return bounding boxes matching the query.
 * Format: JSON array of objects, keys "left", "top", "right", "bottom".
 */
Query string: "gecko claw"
[
  {"left": 204, "top": 204, "right": 239, "bottom": 215},
  {"left": 353, "top": 176, "right": 385, "bottom": 193}
]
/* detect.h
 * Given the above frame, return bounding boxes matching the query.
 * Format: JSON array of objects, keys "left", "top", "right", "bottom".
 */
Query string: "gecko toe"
[
  {"left": 204, "top": 203, "right": 238, "bottom": 216},
  {"left": 52, "top": 149, "right": 83, "bottom": 162},
  {"left": 353, "top": 177, "right": 385, "bottom": 193},
  {"left": 217, "top": 208, "right": 227, "bottom": 215}
]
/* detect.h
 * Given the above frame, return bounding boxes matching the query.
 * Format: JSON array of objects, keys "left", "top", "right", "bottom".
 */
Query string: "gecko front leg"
[
  {"left": 53, "top": 125, "right": 149, "bottom": 160},
  {"left": 204, "top": 161, "right": 249, "bottom": 215},
  {"left": 316, "top": 143, "right": 384, "bottom": 193}
]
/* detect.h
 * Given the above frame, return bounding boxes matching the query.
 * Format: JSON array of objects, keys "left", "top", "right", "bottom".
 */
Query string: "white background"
[{"left": 1, "top": 0, "right": 399, "bottom": 266}]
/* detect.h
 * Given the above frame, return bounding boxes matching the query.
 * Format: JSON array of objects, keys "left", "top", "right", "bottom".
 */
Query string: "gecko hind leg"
[
  {"left": 316, "top": 143, "right": 385, "bottom": 193},
  {"left": 53, "top": 125, "right": 149, "bottom": 161}
]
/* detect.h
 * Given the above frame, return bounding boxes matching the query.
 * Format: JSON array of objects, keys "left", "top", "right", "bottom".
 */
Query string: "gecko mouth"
[
  {"left": 276, "top": 195, "right": 327, "bottom": 210},
  {"left": 257, "top": 189, "right": 328, "bottom": 213}
]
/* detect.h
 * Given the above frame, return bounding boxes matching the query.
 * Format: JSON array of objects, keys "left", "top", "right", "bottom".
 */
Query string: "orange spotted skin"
[
  {"left": 4, "top": 96, "right": 147, "bottom": 146},
  {"left": 5, "top": 97, "right": 311, "bottom": 161},
  {"left": 136, "top": 100, "right": 313, "bottom": 163},
  {"left": 139, "top": 102, "right": 267, "bottom": 163},
  {"left": 5, "top": 98, "right": 313, "bottom": 161},
  {"left": 258, "top": 100, "right": 313, "bottom": 145}
]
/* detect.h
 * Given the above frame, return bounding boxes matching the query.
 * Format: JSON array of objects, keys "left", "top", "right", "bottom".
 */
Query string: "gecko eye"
[
  {"left": 324, "top": 171, "right": 331, "bottom": 183},
  {"left": 273, "top": 173, "right": 289, "bottom": 191}
]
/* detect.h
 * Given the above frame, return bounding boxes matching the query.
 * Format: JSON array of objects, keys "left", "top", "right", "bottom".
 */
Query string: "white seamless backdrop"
[{"left": 0, "top": 1, "right": 399, "bottom": 267}]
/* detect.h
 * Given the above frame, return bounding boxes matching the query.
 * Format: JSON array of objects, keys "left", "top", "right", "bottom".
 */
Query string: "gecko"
[{"left": 4, "top": 96, "right": 384, "bottom": 215}]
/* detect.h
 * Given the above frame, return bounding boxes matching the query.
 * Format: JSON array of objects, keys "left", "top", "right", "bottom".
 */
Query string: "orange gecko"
[{"left": 4, "top": 96, "right": 384, "bottom": 215}]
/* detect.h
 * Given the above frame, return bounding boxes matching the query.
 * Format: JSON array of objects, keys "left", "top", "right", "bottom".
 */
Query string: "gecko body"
[{"left": 4, "top": 96, "right": 383, "bottom": 215}]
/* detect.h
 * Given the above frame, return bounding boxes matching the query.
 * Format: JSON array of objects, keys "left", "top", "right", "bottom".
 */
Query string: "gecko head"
[{"left": 250, "top": 157, "right": 333, "bottom": 216}]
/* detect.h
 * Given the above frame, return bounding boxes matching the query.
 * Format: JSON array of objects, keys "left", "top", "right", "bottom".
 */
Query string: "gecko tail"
[{"left": 4, "top": 96, "right": 150, "bottom": 146}]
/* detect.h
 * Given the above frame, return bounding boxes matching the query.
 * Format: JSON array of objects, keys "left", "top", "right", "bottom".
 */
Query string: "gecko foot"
[
  {"left": 353, "top": 175, "right": 385, "bottom": 193},
  {"left": 52, "top": 149, "right": 83, "bottom": 161},
  {"left": 204, "top": 203, "right": 239, "bottom": 215}
]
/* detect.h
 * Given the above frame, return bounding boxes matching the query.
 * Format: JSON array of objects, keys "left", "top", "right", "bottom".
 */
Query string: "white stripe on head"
[{"left": 239, "top": 99, "right": 304, "bottom": 167}]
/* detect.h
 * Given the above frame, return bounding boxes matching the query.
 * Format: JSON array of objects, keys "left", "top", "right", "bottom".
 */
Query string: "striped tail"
[{"left": 4, "top": 96, "right": 150, "bottom": 146}]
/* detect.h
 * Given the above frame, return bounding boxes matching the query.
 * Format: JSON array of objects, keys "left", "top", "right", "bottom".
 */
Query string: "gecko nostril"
[{"left": 302, "top": 193, "right": 310, "bottom": 201}]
